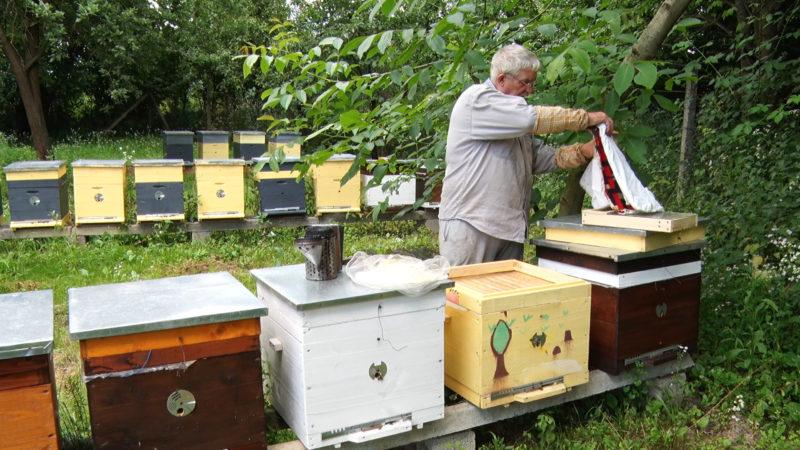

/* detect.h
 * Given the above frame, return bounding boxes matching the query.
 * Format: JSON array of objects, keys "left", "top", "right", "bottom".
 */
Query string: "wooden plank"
[
  {"left": 268, "top": 357, "right": 694, "bottom": 450},
  {"left": 0, "top": 383, "right": 59, "bottom": 449},
  {"left": 83, "top": 334, "right": 260, "bottom": 375},
  {"left": 581, "top": 209, "right": 698, "bottom": 233},
  {"left": 0, "top": 354, "right": 51, "bottom": 391},
  {"left": 80, "top": 318, "right": 260, "bottom": 359},
  {"left": 545, "top": 226, "right": 706, "bottom": 252},
  {"left": 87, "top": 350, "right": 266, "bottom": 450}
]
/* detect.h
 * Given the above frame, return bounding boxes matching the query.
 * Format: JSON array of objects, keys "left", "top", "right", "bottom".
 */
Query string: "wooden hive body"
[
  {"left": 268, "top": 133, "right": 302, "bottom": 158},
  {"left": 4, "top": 161, "right": 69, "bottom": 229},
  {"left": 540, "top": 215, "right": 705, "bottom": 252},
  {"left": 133, "top": 159, "right": 185, "bottom": 222},
  {"left": 313, "top": 154, "right": 360, "bottom": 214},
  {"left": 69, "top": 272, "right": 268, "bottom": 450},
  {"left": 444, "top": 260, "right": 591, "bottom": 409},
  {"left": 254, "top": 158, "right": 306, "bottom": 216},
  {"left": 194, "top": 159, "right": 246, "bottom": 219},
  {"left": 0, "top": 290, "right": 60, "bottom": 450},
  {"left": 361, "top": 173, "right": 417, "bottom": 207},
  {"left": 533, "top": 239, "right": 703, "bottom": 374},
  {"left": 196, "top": 131, "right": 230, "bottom": 159},
  {"left": 251, "top": 264, "right": 449, "bottom": 449},
  {"left": 162, "top": 131, "right": 195, "bottom": 163},
  {"left": 72, "top": 160, "right": 127, "bottom": 225},
  {"left": 233, "top": 131, "right": 267, "bottom": 161}
]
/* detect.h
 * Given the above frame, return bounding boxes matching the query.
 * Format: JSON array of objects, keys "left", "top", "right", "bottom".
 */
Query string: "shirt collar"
[{"left": 484, "top": 78, "right": 497, "bottom": 90}]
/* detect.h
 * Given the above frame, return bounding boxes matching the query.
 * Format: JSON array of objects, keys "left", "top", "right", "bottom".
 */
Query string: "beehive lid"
[
  {"left": 68, "top": 272, "right": 266, "bottom": 340},
  {"left": 132, "top": 159, "right": 184, "bottom": 167},
  {"left": 252, "top": 157, "right": 301, "bottom": 164},
  {"left": 250, "top": 264, "right": 453, "bottom": 310},
  {"left": 72, "top": 159, "right": 126, "bottom": 168},
  {"left": 4, "top": 160, "right": 65, "bottom": 172},
  {"left": 0, "top": 290, "right": 53, "bottom": 360},
  {"left": 234, "top": 130, "right": 266, "bottom": 135},
  {"left": 270, "top": 132, "right": 302, "bottom": 143},
  {"left": 194, "top": 158, "right": 246, "bottom": 166},
  {"left": 532, "top": 238, "right": 706, "bottom": 262},
  {"left": 328, "top": 153, "right": 355, "bottom": 161},
  {"left": 196, "top": 130, "right": 229, "bottom": 136},
  {"left": 447, "top": 260, "right": 588, "bottom": 314},
  {"left": 162, "top": 130, "right": 194, "bottom": 136},
  {"left": 538, "top": 214, "right": 708, "bottom": 237}
]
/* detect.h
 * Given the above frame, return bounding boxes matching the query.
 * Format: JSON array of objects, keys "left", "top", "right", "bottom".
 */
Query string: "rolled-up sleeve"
[
  {"left": 532, "top": 140, "right": 590, "bottom": 173},
  {"left": 533, "top": 106, "right": 589, "bottom": 134},
  {"left": 555, "top": 143, "right": 591, "bottom": 169}
]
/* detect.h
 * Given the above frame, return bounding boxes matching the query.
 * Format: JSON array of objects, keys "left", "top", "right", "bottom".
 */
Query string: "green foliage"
[{"left": 244, "top": 1, "right": 676, "bottom": 221}]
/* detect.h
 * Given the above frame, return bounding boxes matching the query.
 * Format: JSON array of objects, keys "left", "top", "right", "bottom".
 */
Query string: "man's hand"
[
  {"left": 580, "top": 140, "right": 595, "bottom": 160},
  {"left": 587, "top": 111, "right": 614, "bottom": 135}
]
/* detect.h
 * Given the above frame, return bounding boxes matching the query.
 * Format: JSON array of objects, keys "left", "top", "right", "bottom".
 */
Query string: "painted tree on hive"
[{"left": 491, "top": 320, "right": 512, "bottom": 378}]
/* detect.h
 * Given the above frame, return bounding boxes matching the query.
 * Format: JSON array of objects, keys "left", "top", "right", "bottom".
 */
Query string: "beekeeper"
[{"left": 439, "top": 43, "right": 614, "bottom": 265}]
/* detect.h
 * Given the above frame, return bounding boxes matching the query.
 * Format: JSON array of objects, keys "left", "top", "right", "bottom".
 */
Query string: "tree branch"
[
  {"left": 627, "top": 0, "right": 693, "bottom": 62},
  {"left": 0, "top": 26, "right": 24, "bottom": 71},
  {"left": 24, "top": 48, "right": 42, "bottom": 72}
]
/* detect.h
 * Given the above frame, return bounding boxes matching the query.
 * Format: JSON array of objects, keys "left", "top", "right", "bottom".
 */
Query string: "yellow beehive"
[
  {"left": 444, "top": 260, "right": 591, "bottom": 409},
  {"left": 196, "top": 131, "right": 230, "bottom": 159},
  {"left": 194, "top": 159, "right": 246, "bottom": 220},
  {"left": 72, "top": 160, "right": 127, "bottom": 225},
  {"left": 132, "top": 159, "right": 185, "bottom": 222},
  {"left": 313, "top": 154, "right": 360, "bottom": 214},
  {"left": 268, "top": 133, "right": 303, "bottom": 158}
]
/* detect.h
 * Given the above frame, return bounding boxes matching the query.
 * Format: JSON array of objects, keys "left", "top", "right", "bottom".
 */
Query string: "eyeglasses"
[{"left": 506, "top": 73, "right": 534, "bottom": 89}]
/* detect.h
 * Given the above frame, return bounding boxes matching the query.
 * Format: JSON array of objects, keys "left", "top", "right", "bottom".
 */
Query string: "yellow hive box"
[
  {"left": 313, "top": 154, "right": 360, "bottom": 214},
  {"left": 444, "top": 260, "right": 591, "bottom": 408},
  {"left": 132, "top": 159, "right": 185, "bottom": 222},
  {"left": 541, "top": 215, "right": 706, "bottom": 252},
  {"left": 194, "top": 159, "right": 246, "bottom": 220},
  {"left": 72, "top": 160, "right": 127, "bottom": 225},
  {"left": 196, "top": 131, "right": 230, "bottom": 159},
  {"left": 268, "top": 133, "right": 303, "bottom": 158}
]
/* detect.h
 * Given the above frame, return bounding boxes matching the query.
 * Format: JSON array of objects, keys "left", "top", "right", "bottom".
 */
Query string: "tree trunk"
[
  {"left": 677, "top": 79, "right": 698, "bottom": 202},
  {"left": 558, "top": 170, "right": 587, "bottom": 216},
  {"left": 203, "top": 82, "right": 214, "bottom": 129},
  {"left": 558, "top": 0, "right": 692, "bottom": 216},
  {"left": 0, "top": 24, "right": 51, "bottom": 159},
  {"left": 734, "top": 0, "right": 755, "bottom": 67},
  {"left": 627, "top": 0, "right": 693, "bottom": 62}
]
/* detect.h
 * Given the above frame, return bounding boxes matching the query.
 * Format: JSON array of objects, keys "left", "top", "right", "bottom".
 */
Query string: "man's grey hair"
[{"left": 490, "top": 44, "right": 541, "bottom": 80}]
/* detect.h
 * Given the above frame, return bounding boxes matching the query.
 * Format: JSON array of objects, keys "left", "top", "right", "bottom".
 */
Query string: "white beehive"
[{"left": 250, "top": 264, "right": 450, "bottom": 449}]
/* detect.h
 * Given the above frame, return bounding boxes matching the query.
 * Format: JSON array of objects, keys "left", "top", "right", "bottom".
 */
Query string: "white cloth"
[{"left": 579, "top": 124, "right": 663, "bottom": 212}]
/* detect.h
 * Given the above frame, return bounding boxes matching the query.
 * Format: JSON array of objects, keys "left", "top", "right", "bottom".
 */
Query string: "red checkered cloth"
[{"left": 591, "top": 126, "right": 633, "bottom": 212}]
